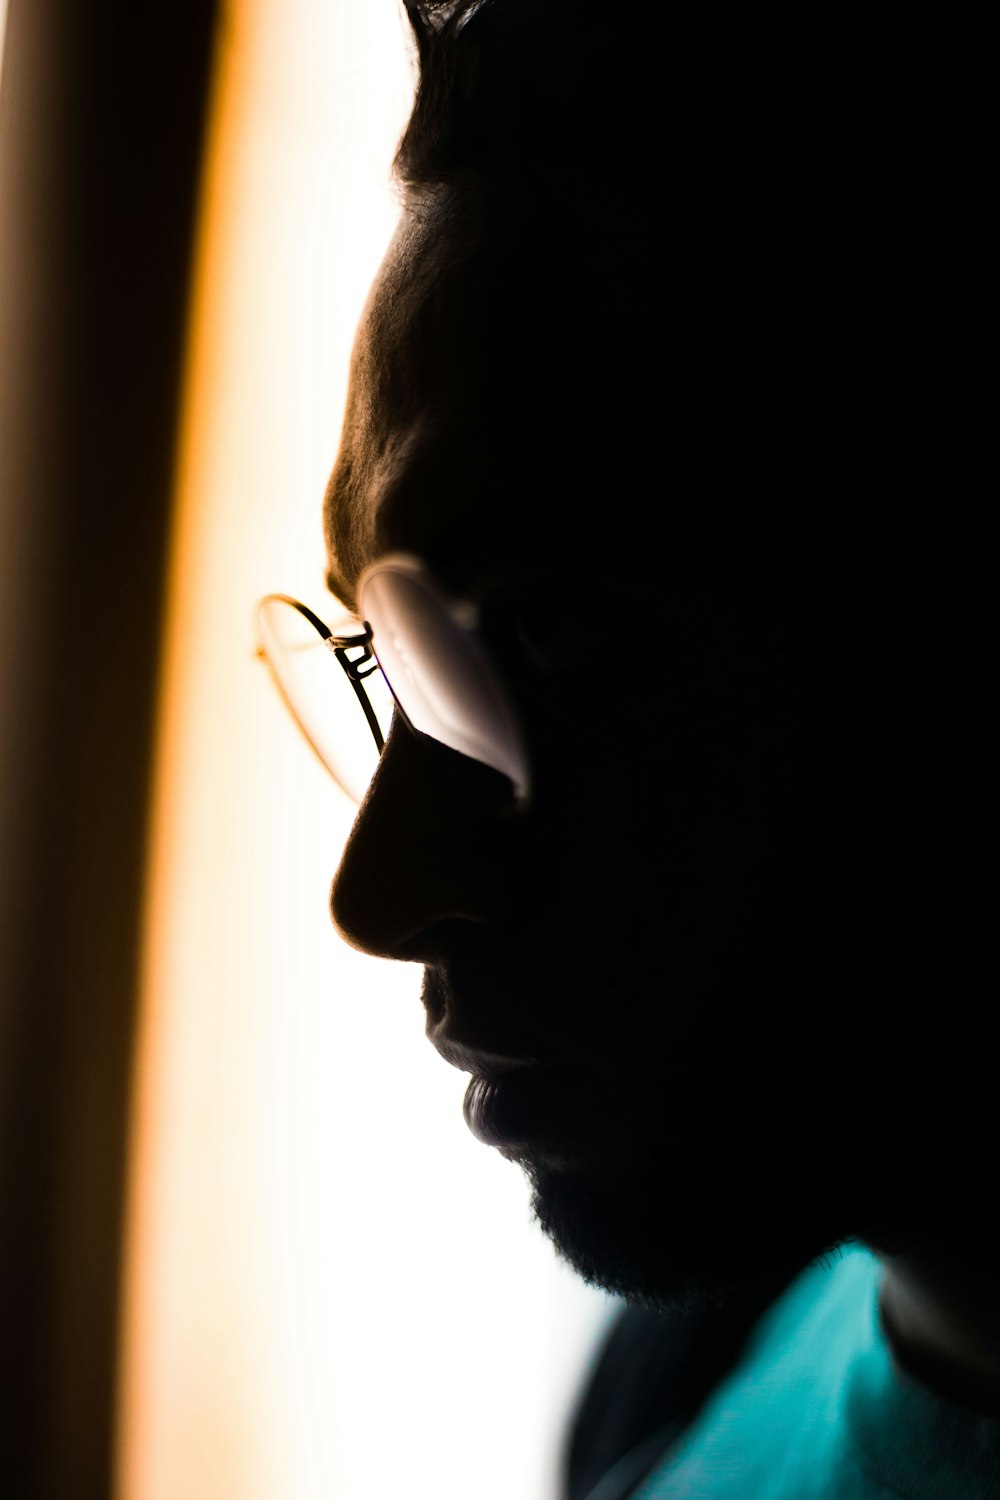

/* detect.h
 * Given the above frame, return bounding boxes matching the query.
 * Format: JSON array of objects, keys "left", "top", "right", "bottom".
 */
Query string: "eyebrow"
[{"left": 323, "top": 563, "right": 360, "bottom": 618}]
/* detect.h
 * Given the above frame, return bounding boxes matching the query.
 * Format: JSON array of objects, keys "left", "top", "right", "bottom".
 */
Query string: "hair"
[{"left": 394, "top": 0, "right": 785, "bottom": 214}]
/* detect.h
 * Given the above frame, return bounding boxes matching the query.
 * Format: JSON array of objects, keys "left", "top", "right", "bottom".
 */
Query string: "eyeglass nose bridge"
[
  {"left": 327, "top": 632, "right": 379, "bottom": 680},
  {"left": 326, "top": 632, "right": 387, "bottom": 753}
]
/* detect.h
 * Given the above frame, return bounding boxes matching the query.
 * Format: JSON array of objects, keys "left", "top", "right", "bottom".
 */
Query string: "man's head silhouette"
[{"left": 278, "top": 0, "right": 996, "bottom": 1417}]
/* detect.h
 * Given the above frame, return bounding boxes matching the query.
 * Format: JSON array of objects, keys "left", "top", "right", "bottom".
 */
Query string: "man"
[{"left": 263, "top": 2, "right": 998, "bottom": 1494}]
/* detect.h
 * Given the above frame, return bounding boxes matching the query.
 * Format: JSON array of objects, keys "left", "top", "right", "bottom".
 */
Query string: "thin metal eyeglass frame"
[{"left": 256, "top": 594, "right": 387, "bottom": 765}]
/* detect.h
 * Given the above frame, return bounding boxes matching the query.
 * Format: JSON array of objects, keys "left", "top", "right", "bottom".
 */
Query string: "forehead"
[
  {"left": 324, "top": 189, "right": 516, "bottom": 608},
  {"left": 321, "top": 181, "right": 667, "bottom": 613},
  {"left": 320, "top": 176, "right": 797, "bottom": 615}
]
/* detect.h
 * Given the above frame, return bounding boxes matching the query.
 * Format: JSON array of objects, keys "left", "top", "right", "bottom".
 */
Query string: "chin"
[{"left": 516, "top": 1149, "right": 857, "bottom": 1318}]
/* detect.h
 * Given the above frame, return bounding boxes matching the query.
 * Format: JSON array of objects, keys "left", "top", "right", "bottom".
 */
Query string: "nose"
[{"left": 330, "top": 715, "right": 518, "bottom": 962}]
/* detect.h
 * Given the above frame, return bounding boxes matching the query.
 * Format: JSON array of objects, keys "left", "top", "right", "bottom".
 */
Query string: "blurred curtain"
[{"left": 0, "top": 3, "right": 217, "bottom": 1495}]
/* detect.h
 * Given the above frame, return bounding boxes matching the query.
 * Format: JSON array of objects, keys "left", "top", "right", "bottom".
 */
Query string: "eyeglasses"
[{"left": 255, "top": 552, "right": 531, "bottom": 808}]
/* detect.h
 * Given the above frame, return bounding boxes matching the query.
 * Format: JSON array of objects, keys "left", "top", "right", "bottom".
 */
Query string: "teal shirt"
[{"left": 633, "top": 1242, "right": 1000, "bottom": 1499}]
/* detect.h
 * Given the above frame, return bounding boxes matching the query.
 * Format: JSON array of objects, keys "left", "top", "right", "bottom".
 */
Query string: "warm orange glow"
[{"left": 117, "top": 4, "right": 614, "bottom": 1498}]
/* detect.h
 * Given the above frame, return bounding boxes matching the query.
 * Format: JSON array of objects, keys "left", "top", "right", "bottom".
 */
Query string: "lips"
[
  {"left": 424, "top": 961, "right": 612, "bottom": 1159},
  {"left": 421, "top": 962, "right": 585, "bottom": 1063},
  {"left": 462, "top": 1065, "right": 601, "bottom": 1156}
]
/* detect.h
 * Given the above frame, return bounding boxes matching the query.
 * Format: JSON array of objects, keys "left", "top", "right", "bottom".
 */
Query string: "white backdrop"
[{"left": 117, "top": 4, "right": 617, "bottom": 1498}]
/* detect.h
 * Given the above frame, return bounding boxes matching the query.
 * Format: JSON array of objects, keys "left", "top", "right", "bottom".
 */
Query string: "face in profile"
[{"left": 320, "top": 180, "right": 958, "bottom": 1314}]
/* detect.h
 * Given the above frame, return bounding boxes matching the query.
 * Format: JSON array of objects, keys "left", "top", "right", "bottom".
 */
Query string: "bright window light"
[{"left": 116, "top": 5, "right": 616, "bottom": 1500}]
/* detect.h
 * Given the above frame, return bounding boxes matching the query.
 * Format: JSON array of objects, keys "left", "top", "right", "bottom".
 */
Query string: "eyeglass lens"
[
  {"left": 257, "top": 596, "right": 393, "bottom": 803},
  {"left": 360, "top": 557, "right": 530, "bottom": 804},
  {"left": 259, "top": 557, "right": 530, "bottom": 806}
]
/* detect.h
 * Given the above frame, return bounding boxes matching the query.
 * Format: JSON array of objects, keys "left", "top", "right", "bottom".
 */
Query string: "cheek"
[
  {"left": 518, "top": 761, "right": 761, "bottom": 996},
  {"left": 508, "top": 729, "right": 830, "bottom": 1060},
  {"left": 530, "top": 729, "right": 776, "bottom": 916}
]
